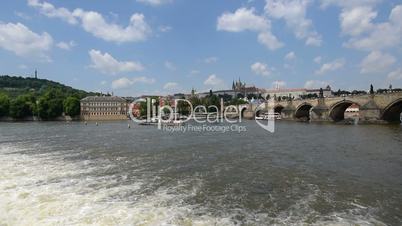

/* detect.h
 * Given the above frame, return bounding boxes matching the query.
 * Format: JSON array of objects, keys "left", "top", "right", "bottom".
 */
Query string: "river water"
[{"left": 0, "top": 121, "right": 401, "bottom": 225}]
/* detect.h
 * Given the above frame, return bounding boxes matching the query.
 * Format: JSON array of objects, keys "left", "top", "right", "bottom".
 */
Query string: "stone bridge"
[{"left": 240, "top": 92, "right": 402, "bottom": 123}]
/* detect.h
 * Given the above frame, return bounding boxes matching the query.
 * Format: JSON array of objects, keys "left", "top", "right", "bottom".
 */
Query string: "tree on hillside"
[
  {"left": 0, "top": 75, "right": 100, "bottom": 99},
  {"left": 9, "top": 94, "right": 35, "bottom": 118},
  {"left": 177, "top": 100, "right": 191, "bottom": 115},
  {"left": 207, "top": 94, "right": 220, "bottom": 112},
  {"left": 37, "top": 89, "right": 64, "bottom": 119},
  {"left": 0, "top": 93, "right": 10, "bottom": 117},
  {"left": 247, "top": 93, "right": 257, "bottom": 100},
  {"left": 63, "top": 97, "right": 80, "bottom": 117},
  {"left": 189, "top": 96, "right": 202, "bottom": 107}
]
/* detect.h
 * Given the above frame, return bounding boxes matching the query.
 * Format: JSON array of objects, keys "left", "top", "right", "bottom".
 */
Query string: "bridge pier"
[
  {"left": 242, "top": 110, "right": 255, "bottom": 120},
  {"left": 357, "top": 97, "right": 385, "bottom": 123},
  {"left": 310, "top": 107, "right": 330, "bottom": 121},
  {"left": 358, "top": 109, "right": 384, "bottom": 123},
  {"left": 281, "top": 105, "right": 295, "bottom": 120},
  {"left": 358, "top": 101, "right": 382, "bottom": 123},
  {"left": 310, "top": 98, "right": 330, "bottom": 122}
]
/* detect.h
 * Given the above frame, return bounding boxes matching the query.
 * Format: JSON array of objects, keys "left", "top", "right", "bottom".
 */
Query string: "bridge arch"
[
  {"left": 381, "top": 98, "right": 402, "bottom": 123},
  {"left": 255, "top": 109, "right": 264, "bottom": 117},
  {"left": 274, "top": 105, "right": 284, "bottom": 114},
  {"left": 329, "top": 100, "right": 358, "bottom": 122},
  {"left": 295, "top": 103, "right": 313, "bottom": 121}
]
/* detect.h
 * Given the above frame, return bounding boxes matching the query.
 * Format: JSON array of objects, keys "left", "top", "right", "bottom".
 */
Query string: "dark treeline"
[{"left": 0, "top": 75, "right": 99, "bottom": 120}]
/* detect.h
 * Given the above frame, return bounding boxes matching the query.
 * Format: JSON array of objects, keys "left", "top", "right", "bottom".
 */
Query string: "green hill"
[
  {"left": 0, "top": 75, "right": 97, "bottom": 98},
  {"left": 0, "top": 75, "right": 101, "bottom": 119}
]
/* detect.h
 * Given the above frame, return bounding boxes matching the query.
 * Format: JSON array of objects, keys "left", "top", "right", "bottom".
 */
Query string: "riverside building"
[{"left": 80, "top": 96, "right": 129, "bottom": 121}]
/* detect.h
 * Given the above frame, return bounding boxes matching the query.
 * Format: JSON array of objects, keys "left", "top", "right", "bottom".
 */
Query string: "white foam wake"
[{"left": 0, "top": 144, "right": 387, "bottom": 226}]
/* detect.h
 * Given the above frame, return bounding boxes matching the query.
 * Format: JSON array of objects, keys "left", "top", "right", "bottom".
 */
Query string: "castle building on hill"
[{"left": 198, "top": 78, "right": 261, "bottom": 99}]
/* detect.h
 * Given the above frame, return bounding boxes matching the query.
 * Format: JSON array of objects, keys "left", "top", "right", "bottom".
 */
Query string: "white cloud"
[
  {"left": 158, "top": 25, "right": 172, "bottom": 32},
  {"left": 285, "top": 51, "right": 296, "bottom": 60},
  {"left": 320, "top": 0, "right": 381, "bottom": 10},
  {"left": 313, "top": 56, "right": 322, "bottom": 64},
  {"left": 272, "top": 80, "right": 286, "bottom": 89},
  {"left": 73, "top": 9, "right": 151, "bottom": 43},
  {"left": 340, "top": 6, "right": 377, "bottom": 37},
  {"left": 164, "top": 61, "right": 176, "bottom": 71},
  {"left": 251, "top": 62, "right": 271, "bottom": 76},
  {"left": 360, "top": 51, "right": 396, "bottom": 74},
  {"left": 136, "top": 0, "right": 172, "bottom": 6},
  {"left": 89, "top": 49, "right": 144, "bottom": 75},
  {"left": 163, "top": 82, "right": 179, "bottom": 90},
  {"left": 305, "top": 36, "right": 322, "bottom": 46},
  {"left": 0, "top": 22, "right": 53, "bottom": 60},
  {"left": 28, "top": 1, "right": 152, "bottom": 43},
  {"left": 265, "top": 0, "right": 322, "bottom": 46},
  {"left": 257, "top": 31, "right": 284, "bottom": 50},
  {"left": 204, "top": 74, "right": 225, "bottom": 89},
  {"left": 56, "top": 40, "right": 75, "bottom": 50},
  {"left": 304, "top": 80, "right": 330, "bottom": 89},
  {"left": 28, "top": 0, "right": 78, "bottom": 24},
  {"left": 112, "top": 76, "right": 155, "bottom": 89},
  {"left": 217, "top": 8, "right": 283, "bottom": 50},
  {"left": 323, "top": 1, "right": 402, "bottom": 51},
  {"left": 204, "top": 57, "right": 218, "bottom": 64},
  {"left": 315, "top": 58, "right": 345, "bottom": 75},
  {"left": 112, "top": 77, "right": 132, "bottom": 89},
  {"left": 132, "top": 76, "right": 155, "bottom": 84},
  {"left": 387, "top": 68, "right": 402, "bottom": 81},
  {"left": 217, "top": 7, "right": 269, "bottom": 32},
  {"left": 344, "top": 6, "right": 402, "bottom": 51}
]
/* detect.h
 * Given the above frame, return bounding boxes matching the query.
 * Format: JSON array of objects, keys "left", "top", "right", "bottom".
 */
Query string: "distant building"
[
  {"left": 263, "top": 85, "right": 333, "bottom": 100},
  {"left": 306, "top": 86, "right": 332, "bottom": 97},
  {"left": 80, "top": 96, "right": 129, "bottom": 121},
  {"left": 173, "top": 93, "right": 185, "bottom": 99},
  {"left": 232, "top": 78, "right": 261, "bottom": 97},
  {"left": 263, "top": 88, "right": 307, "bottom": 100}
]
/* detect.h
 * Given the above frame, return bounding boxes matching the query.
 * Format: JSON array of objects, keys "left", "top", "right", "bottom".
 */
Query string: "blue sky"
[{"left": 0, "top": 0, "right": 402, "bottom": 96}]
